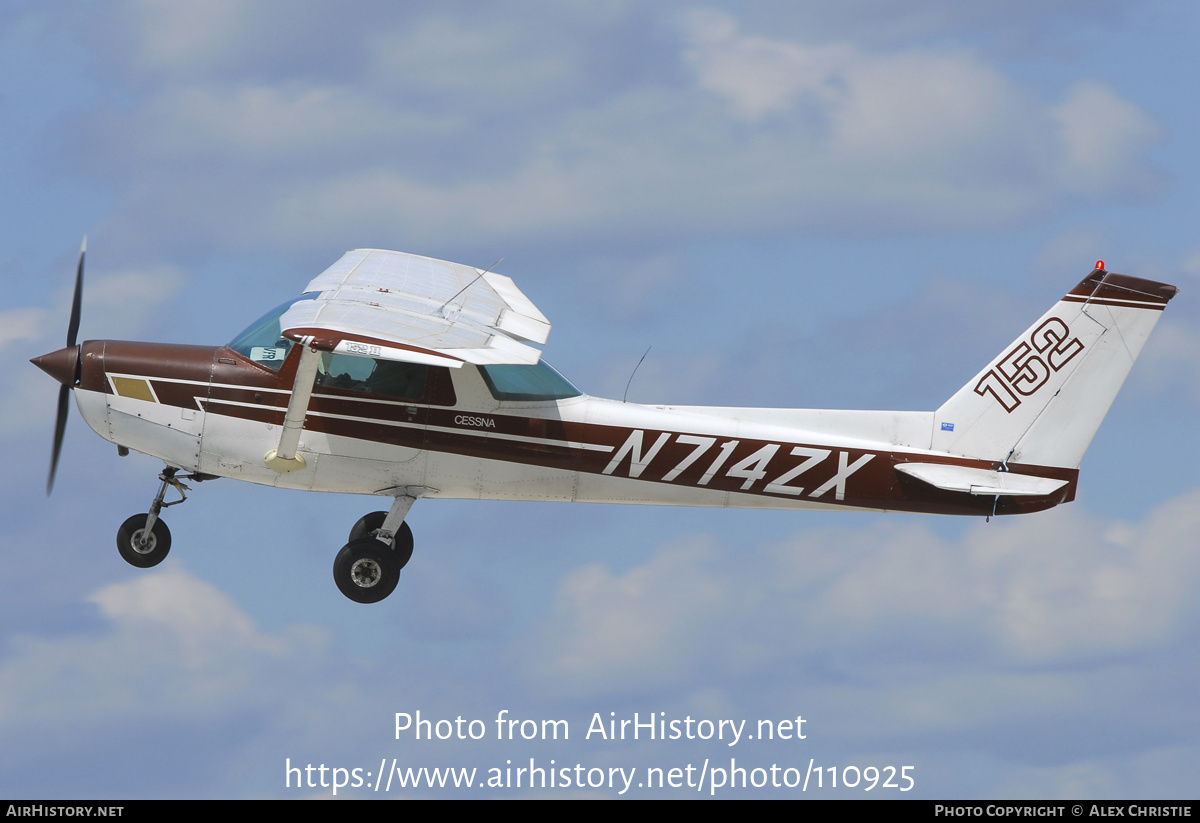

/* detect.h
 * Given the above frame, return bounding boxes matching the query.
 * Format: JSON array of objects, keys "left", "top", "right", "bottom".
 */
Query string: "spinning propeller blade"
[
  {"left": 41, "top": 238, "right": 86, "bottom": 495},
  {"left": 67, "top": 236, "right": 84, "bottom": 349}
]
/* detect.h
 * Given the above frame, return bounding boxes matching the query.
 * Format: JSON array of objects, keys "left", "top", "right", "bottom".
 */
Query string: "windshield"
[
  {"left": 227, "top": 295, "right": 316, "bottom": 370},
  {"left": 478, "top": 361, "right": 581, "bottom": 401}
]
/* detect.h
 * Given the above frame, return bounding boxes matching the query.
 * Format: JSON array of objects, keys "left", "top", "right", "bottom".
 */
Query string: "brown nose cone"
[{"left": 31, "top": 345, "right": 80, "bottom": 387}]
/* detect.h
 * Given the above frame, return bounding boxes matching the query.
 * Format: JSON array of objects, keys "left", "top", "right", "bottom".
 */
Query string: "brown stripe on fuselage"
[{"left": 89, "top": 340, "right": 1078, "bottom": 516}]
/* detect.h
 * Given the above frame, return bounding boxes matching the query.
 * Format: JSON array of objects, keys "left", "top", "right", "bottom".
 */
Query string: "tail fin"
[{"left": 933, "top": 267, "right": 1177, "bottom": 469}]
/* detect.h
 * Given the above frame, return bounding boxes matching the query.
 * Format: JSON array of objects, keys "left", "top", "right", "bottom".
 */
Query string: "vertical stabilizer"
[{"left": 932, "top": 268, "right": 1177, "bottom": 468}]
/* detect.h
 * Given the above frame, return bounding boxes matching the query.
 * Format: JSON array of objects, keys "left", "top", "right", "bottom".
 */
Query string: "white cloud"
[
  {"left": 0, "top": 369, "right": 59, "bottom": 436},
  {"left": 1125, "top": 321, "right": 1200, "bottom": 406},
  {"left": 120, "top": 84, "right": 459, "bottom": 164},
  {"left": 679, "top": 11, "right": 1157, "bottom": 210},
  {"left": 82, "top": 267, "right": 185, "bottom": 339},
  {"left": 530, "top": 537, "right": 734, "bottom": 693},
  {"left": 1053, "top": 81, "right": 1162, "bottom": 196},
  {"left": 0, "top": 567, "right": 327, "bottom": 735},
  {"left": 80, "top": 7, "right": 1162, "bottom": 252},
  {"left": 528, "top": 489, "right": 1200, "bottom": 696},
  {"left": 0, "top": 308, "right": 48, "bottom": 350},
  {"left": 680, "top": 9, "right": 852, "bottom": 121},
  {"left": 1180, "top": 250, "right": 1200, "bottom": 280},
  {"left": 118, "top": 0, "right": 263, "bottom": 75},
  {"left": 367, "top": 17, "right": 575, "bottom": 102},
  {"left": 986, "top": 743, "right": 1200, "bottom": 799}
]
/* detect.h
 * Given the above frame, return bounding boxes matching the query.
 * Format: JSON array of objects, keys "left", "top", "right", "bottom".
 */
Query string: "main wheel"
[
  {"left": 333, "top": 538, "right": 399, "bottom": 604},
  {"left": 392, "top": 522, "right": 414, "bottom": 570},
  {"left": 349, "top": 513, "right": 414, "bottom": 571},
  {"left": 116, "top": 514, "right": 171, "bottom": 568},
  {"left": 348, "top": 511, "right": 387, "bottom": 542}
]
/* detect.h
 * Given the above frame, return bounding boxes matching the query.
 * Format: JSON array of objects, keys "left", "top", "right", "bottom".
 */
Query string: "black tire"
[
  {"left": 349, "top": 513, "right": 414, "bottom": 571},
  {"left": 392, "top": 521, "right": 414, "bottom": 571},
  {"left": 333, "top": 538, "right": 399, "bottom": 604},
  {"left": 116, "top": 513, "right": 171, "bottom": 568},
  {"left": 348, "top": 511, "right": 387, "bottom": 542}
]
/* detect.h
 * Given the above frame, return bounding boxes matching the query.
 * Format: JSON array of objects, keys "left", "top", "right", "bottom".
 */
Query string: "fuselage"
[{"left": 70, "top": 338, "right": 1075, "bottom": 517}]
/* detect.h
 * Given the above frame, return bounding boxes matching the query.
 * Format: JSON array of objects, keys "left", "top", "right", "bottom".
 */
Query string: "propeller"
[{"left": 33, "top": 238, "right": 86, "bottom": 495}]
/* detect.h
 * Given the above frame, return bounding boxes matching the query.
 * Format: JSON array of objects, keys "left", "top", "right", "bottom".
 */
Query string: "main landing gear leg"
[
  {"left": 333, "top": 496, "right": 416, "bottom": 604},
  {"left": 116, "top": 466, "right": 199, "bottom": 568}
]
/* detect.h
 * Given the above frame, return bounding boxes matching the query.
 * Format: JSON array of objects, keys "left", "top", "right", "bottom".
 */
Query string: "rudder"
[{"left": 932, "top": 267, "right": 1177, "bottom": 469}]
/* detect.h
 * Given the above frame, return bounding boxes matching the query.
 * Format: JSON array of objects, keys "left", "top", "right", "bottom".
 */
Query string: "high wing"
[{"left": 278, "top": 248, "right": 551, "bottom": 368}]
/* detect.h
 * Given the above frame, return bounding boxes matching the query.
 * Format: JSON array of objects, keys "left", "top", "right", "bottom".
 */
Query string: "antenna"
[
  {"left": 623, "top": 346, "right": 651, "bottom": 403},
  {"left": 439, "top": 258, "right": 504, "bottom": 312}
]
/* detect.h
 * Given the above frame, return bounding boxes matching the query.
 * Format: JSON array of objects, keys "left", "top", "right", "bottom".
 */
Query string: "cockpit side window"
[{"left": 315, "top": 353, "right": 428, "bottom": 401}]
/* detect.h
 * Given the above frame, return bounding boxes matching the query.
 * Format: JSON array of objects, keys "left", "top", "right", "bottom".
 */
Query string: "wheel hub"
[
  {"left": 132, "top": 529, "right": 156, "bottom": 554},
  {"left": 350, "top": 558, "right": 382, "bottom": 588}
]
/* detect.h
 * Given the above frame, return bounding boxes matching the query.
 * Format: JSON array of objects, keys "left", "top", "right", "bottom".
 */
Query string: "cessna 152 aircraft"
[{"left": 32, "top": 244, "right": 1178, "bottom": 603}]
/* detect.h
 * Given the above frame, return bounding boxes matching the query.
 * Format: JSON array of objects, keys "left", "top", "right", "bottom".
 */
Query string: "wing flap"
[
  {"left": 279, "top": 249, "right": 550, "bottom": 366},
  {"left": 895, "top": 462, "right": 1068, "bottom": 497},
  {"left": 484, "top": 272, "right": 550, "bottom": 343}
]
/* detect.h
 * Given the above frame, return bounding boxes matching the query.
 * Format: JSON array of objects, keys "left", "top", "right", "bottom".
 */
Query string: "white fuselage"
[{"left": 78, "top": 357, "right": 956, "bottom": 514}]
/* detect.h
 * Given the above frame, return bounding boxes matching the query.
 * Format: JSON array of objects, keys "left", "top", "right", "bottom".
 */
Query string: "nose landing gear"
[{"left": 115, "top": 467, "right": 211, "bottom": 569}]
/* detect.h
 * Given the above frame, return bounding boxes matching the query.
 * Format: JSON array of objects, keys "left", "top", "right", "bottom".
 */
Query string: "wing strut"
[{"left": 265, "top": 340, "right": 321, "bottom": 473}]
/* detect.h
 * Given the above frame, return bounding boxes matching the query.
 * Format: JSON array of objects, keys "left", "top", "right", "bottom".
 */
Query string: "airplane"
[{"left": 31, "top": 243, "right": 1178, "bottom": 603}]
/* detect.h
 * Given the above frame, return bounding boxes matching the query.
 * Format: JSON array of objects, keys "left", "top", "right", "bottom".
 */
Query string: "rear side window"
[{"left": 478, "top": 362, "right": 580, "bottom": 401}]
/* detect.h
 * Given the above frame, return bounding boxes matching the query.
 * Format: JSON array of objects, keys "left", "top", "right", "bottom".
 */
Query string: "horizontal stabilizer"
[{"left": 896, "top": 463, "right": 1068, "bottom": 497}]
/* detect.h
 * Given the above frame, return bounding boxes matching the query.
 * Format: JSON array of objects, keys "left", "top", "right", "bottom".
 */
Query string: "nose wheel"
[
  {"left": 116, "top": 513, "right": 172, "bottom": 568},
  {"left": 115, "top": 466, "right": 211, "bottom": 569}
]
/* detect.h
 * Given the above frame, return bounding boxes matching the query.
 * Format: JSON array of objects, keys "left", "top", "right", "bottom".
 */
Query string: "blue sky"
[{"left": 2, "top": 1, "right": 1198, "bottom": 798}]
